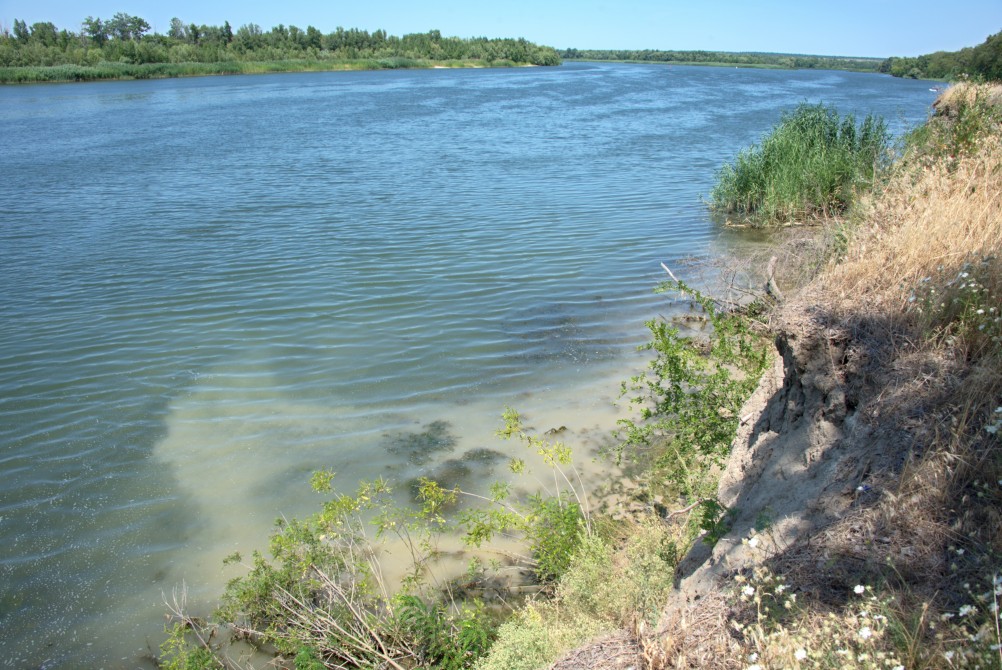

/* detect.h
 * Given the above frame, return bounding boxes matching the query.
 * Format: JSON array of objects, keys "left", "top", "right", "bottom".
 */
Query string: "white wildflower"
[
  {"left": 858, "top": 626, "right": 872, "bottom": 640},
  {"left": 795, "top": 649, "right": 807, "bottom": 660},
  {"left": 854, "top": 584, "right": 866, "bottom": 595},
  {"left": 743, "top": 586, "right": 755, "bottom": 597},
  {"left": 959, "top": 604, "right": 976, "bottom": 617}
]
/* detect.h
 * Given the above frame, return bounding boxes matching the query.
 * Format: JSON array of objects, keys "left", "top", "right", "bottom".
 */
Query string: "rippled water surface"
[{"left": 0, "top": 62, "right": 936, "bottom": 666}]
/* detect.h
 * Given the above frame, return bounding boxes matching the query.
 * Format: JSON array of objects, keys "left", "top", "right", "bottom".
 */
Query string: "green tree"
[
  {"left": 81, "top": 16, "right": 108, "bottom": 46},
  {"left": 235, "top": 23, "right": 262, "bottom": 51},
  {"left": 168, "top": 17, "right": 186, "bottom": 41},
  {"left": 12, "top": 19, "right": 29, "bottom": 43},
  {"left": 29, "top": 22, "right": 57, "bottom": 47},
  {"left": 305, "top": 25, "right": 321, "bottom": 50}
]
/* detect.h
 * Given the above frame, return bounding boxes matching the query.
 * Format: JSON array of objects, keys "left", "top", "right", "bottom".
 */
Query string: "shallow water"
[{"left": 0, "top": 62, "right": 937, "bottom": 667}]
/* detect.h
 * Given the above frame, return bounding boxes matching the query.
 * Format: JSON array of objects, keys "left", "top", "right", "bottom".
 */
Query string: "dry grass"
[
  {"left": 933, "top": 82, "right": 1002, "bottom": 117},
  {"left": 825, "top": 134, "right": 1001, "bottom": 316},
  {"left": 731, "top": 84, "right": 1002, "bottom": 670},
  {"left": 749, "top": 83, "right": 1002, "bottom": 666}
]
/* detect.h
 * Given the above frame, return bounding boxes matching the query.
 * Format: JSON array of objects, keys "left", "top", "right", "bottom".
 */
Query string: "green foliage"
[
  {"left": 882, "top": 29, "right": 1002, "bottom": 80},
  {"left": 709, "top": 103, "right": 890, "bottom": 225},
  {"left": 458, "top": 407, "right": 588, "bottom": 584},
  {"left": 618, "top": 278, "right": 769, "bottom": 538},
  {"left": 908, "top": 258, "right": 1002, "bottom": 363},
  {"left": 159, "top": 623, "right": 222, "bottom": 670},
  {"left": 207, "top": 432, "right": 592, "bottom": 668},
  {"left": 697, "top": 497, "right": 733, "bottom": 545},
  {"left": 215, "top": 476, "right": 429, "bottom": 665},
  {"left": 292, "top": 646, "right": 326, "bottom": 670},
  {"left": 396, "top": 595, "right": 496, "bottom": 669},
  {"left": 0, "top": 18, "right": 561, "bottom": 81},
  {"left": 524, "top": 495, "right": 583, "bottom": 582},
  {"left": 476, "top": 523, "right": 679, "bottom": 669}
]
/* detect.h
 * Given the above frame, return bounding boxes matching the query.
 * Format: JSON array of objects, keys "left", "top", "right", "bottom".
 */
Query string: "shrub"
[
  {"left": 476, "top": 520, "right": 680, "bottom": 669},
  {"left": 618, "top": 277, "right": 770, "bottom": 526}
]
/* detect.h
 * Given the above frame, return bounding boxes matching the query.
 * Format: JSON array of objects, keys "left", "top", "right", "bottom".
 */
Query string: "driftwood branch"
[
  {"left": 666, "top": 498, "right": 706, "bottom": 518},
  {"left": 765, "top": 256, "right": 785, "bottom": 303},
  {"left": 660, "top": 262, "right": 681, "bottom": 283}
]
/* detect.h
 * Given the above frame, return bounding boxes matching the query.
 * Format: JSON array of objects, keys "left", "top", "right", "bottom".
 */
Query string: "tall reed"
[{"left": 710, "top": 103, "right": 889, "bottom": 225}]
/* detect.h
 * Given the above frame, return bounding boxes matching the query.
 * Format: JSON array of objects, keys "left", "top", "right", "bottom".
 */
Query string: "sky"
[{"left": 1, "top": 0, "right": 1000, "bottom": 58}]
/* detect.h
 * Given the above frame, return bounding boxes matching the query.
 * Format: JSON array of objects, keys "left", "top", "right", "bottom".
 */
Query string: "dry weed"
[
  {"left": 825, "top": 135, "right": 1001, "bottom": 318},
  {"left": 933, "top": 82, "right": 1002, "bottom": 117}
]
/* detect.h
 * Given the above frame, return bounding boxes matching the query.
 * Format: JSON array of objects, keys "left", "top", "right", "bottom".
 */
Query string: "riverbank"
[
  {"left": 545, "top": 82, "right": 1002, "bottom": 669},
  {"left": 0, "top": 57, "right": 537, "bottom": 84},
  {"left": 560, "top": 50, "right": 885, "bottom": 73}
]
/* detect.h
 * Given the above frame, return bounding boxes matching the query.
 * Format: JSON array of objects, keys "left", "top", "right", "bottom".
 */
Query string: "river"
[{"left": 0, "top": 61, "right": 937, "bottom": 667}]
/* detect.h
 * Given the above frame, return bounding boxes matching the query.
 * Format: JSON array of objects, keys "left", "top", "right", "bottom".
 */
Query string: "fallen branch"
[
  {"left": 765, "top": 256, "right": 785, "bottom": 303},
  {"left": 666, "top": 498, "right": 706, "bottom": 519}
]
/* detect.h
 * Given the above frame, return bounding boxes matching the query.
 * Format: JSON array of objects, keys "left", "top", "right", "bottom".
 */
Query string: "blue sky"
[{"left": 1, "top": 0, "right": 1000, "bottom": 58}]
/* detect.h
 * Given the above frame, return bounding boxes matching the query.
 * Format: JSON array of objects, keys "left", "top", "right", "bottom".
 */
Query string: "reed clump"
[{"left": 710, "top": 103, "right": 890, "bottom": 226}]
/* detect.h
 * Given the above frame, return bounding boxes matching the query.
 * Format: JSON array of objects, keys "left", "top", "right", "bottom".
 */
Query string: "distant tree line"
[
  {"left": 0, "top": 14, "right": 561, "bottom": 68},
  {"left": 560, "top": 48, "right": 885, "bottom": 72},
  {"left": 879, "top": 29, "right": 1002, "bottom": 80}
]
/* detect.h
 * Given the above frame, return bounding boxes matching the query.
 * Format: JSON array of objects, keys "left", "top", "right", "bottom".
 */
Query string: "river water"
[{"left": 0, "top": 62, "right": 936, "bottom": 667}]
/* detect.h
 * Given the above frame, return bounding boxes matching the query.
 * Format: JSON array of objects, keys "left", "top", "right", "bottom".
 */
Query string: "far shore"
[{"left": 0, "top": 58, "right": 541, "bottom": 85}]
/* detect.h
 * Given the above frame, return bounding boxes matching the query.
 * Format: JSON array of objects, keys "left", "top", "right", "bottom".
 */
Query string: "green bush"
[
  {"left": 710, "top": 103, "right": 889, "bottom": 225},
  {"left": 475, "top": 522, "right": 679, "bottom": 669},
  {"left": 395, "top": 595, "right": 496, "bottom": 669},
  {"left": 159, "top": 623, "right": 222, "bottom": 670},
  {"left": 619, "top": 279, "right": 769, "bottom": 498}
]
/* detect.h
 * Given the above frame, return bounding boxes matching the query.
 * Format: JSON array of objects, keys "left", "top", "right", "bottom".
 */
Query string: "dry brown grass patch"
[
  {"left": 933, "top": 81, "right": 1002, "bottom": 117},
  {"left": 824, "top": 134, "right": 1001, "bottom": 314}
]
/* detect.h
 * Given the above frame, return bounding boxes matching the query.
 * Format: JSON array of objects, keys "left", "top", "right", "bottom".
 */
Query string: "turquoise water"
[{"left": 0, "top": 62, "right": 936, "bottom": 667}]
